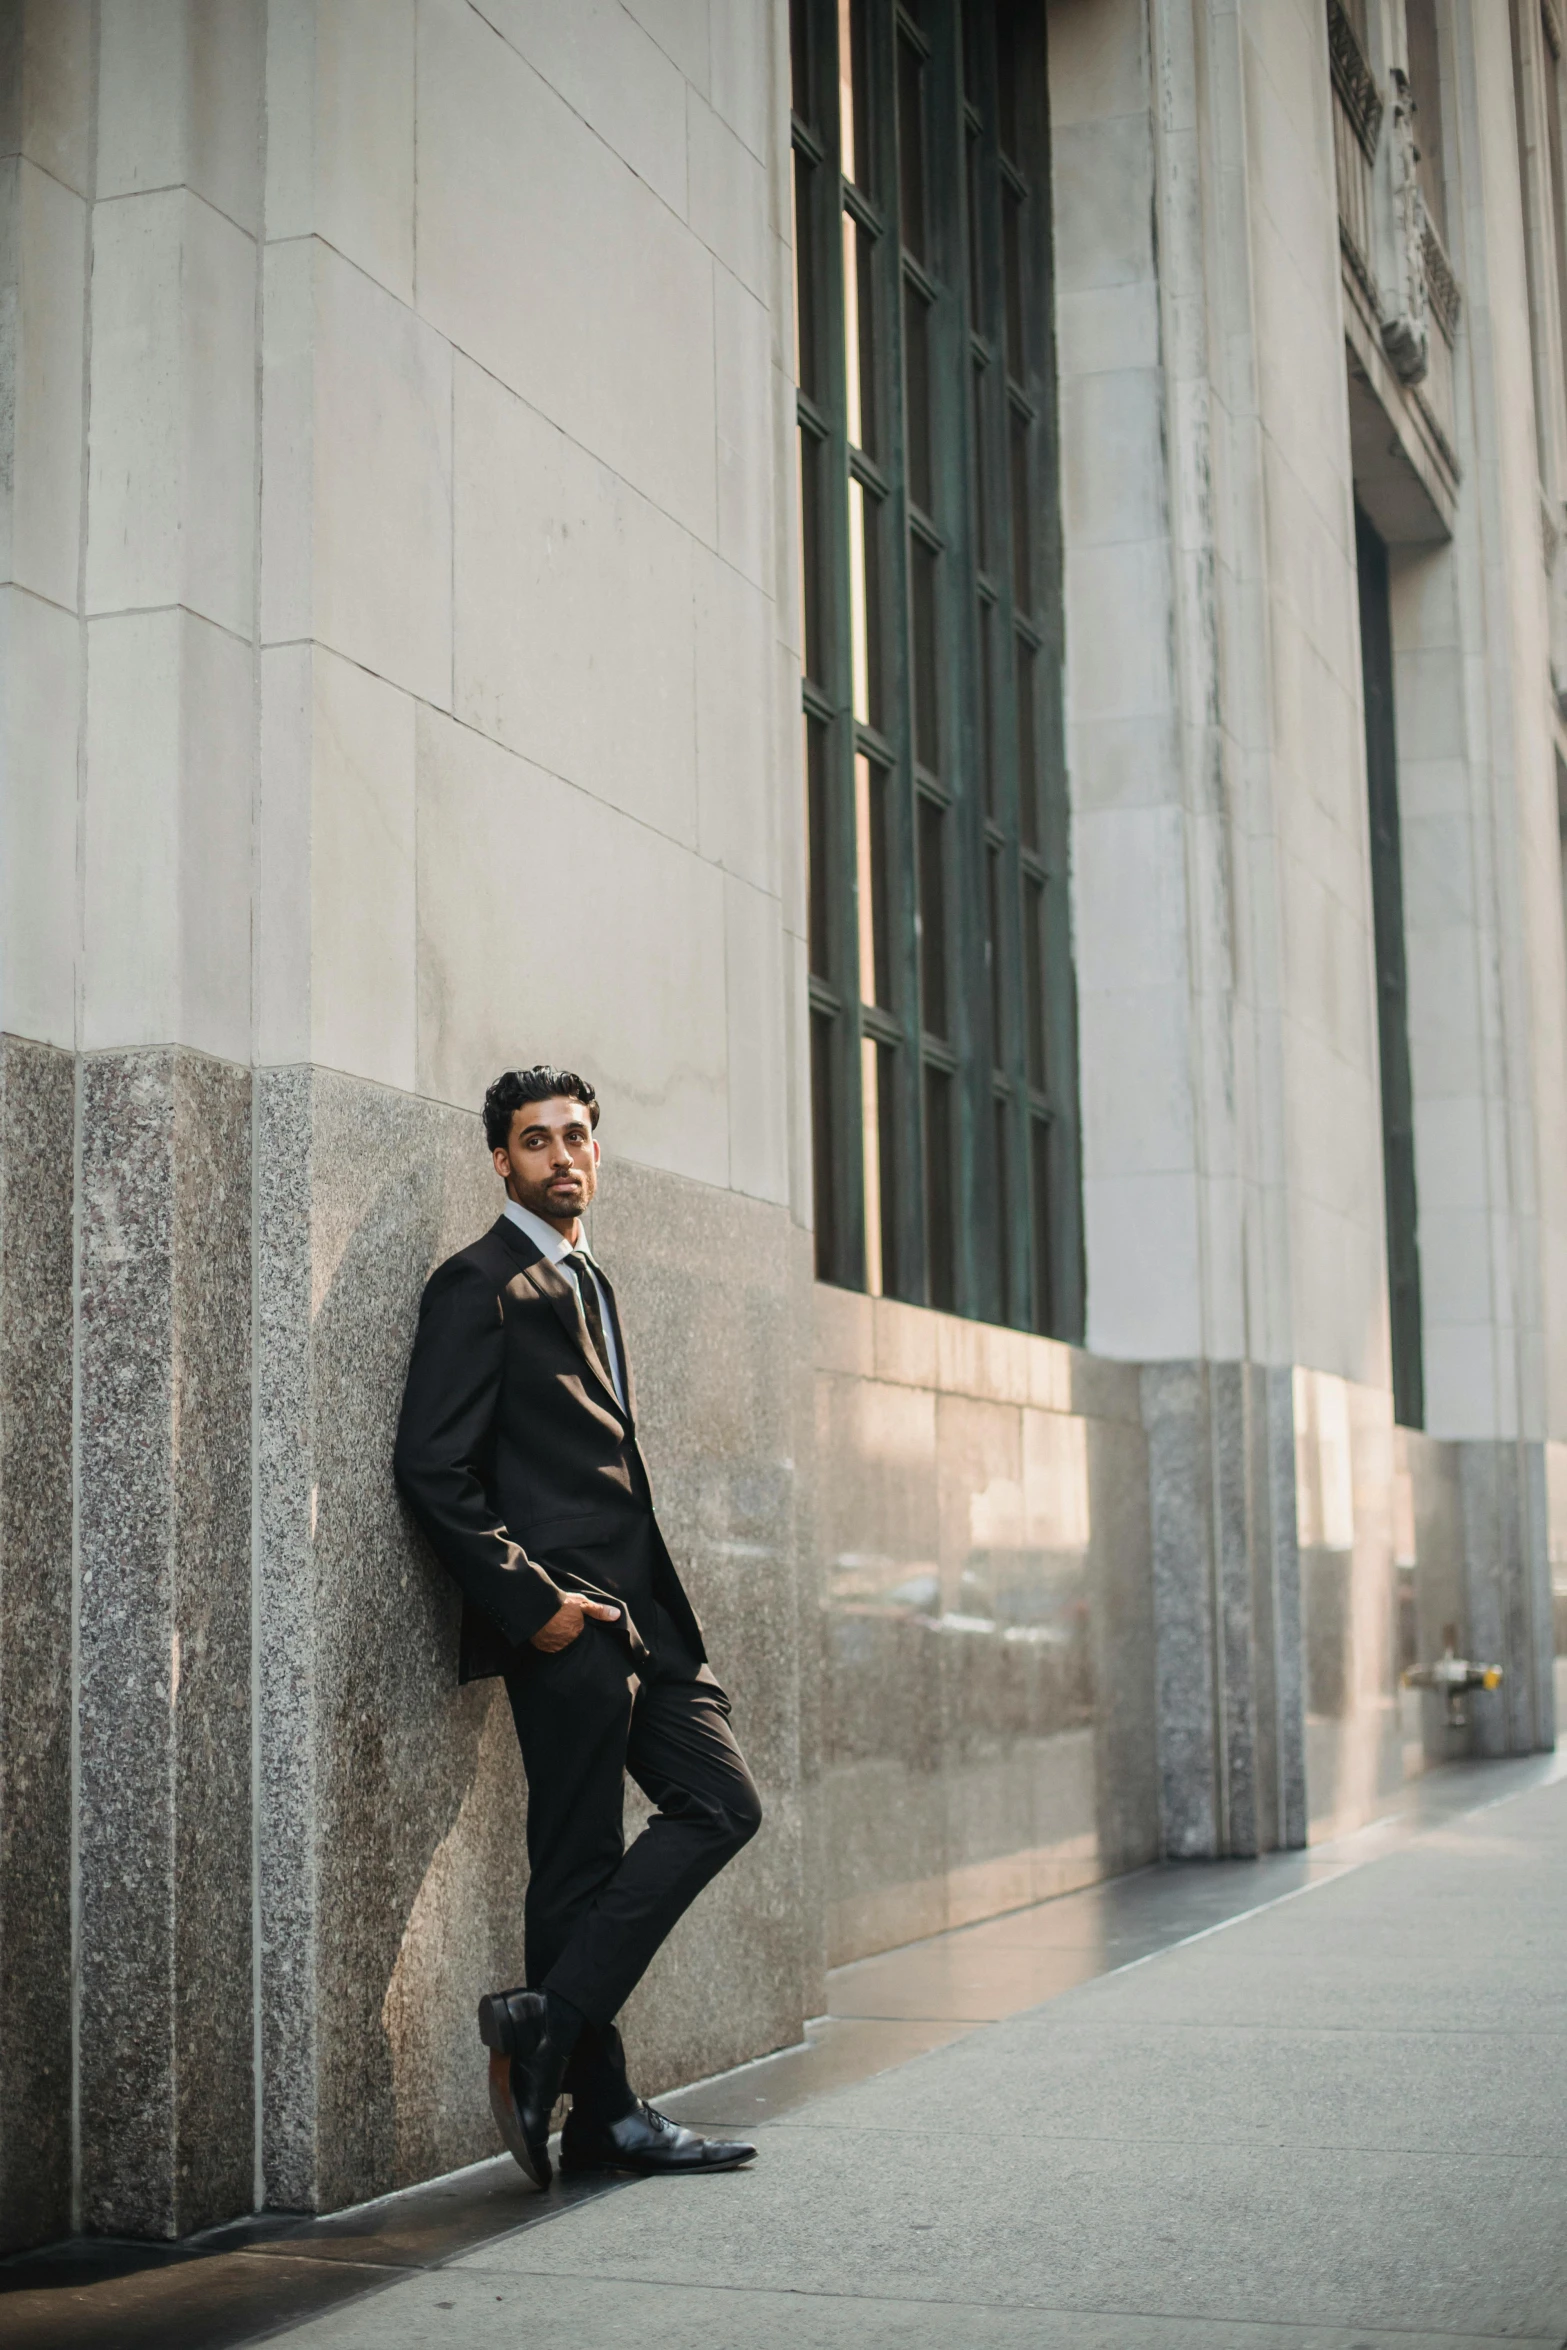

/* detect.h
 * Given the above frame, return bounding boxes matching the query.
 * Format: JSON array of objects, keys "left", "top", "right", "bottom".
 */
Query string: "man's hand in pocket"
[{"left": 530, "top": 1593, "right": 621, "bottom": 1652}]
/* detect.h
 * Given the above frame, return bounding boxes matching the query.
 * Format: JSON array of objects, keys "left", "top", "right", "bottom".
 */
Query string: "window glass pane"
[
  {"left": 790, "top": 0, "right": 810, "bottom": 123},
  {"left": 1023, "top": 875, "right": 1046, "bottom": 1090},
  {"left": 838, "top": 0, "right": 870, "bottom": 189},
  {"left": 811, "top": 1011, "right": 837, "bottom": 1279},
  {"left": 986, "top": 843, "right": 1004, "bottom": 1056},
  {"left": 918, "top": 794, "right": 948, "bottom": 1038},
  {"left": 843, "top": 215, "right": 877, "bottom": 455},
  {"left": 876, "top": 1042, "right": 899, "bottom": 1295},
  {"left": 904, "top": 280, "right": 933, "bottom": 512},
  {"left": 855, "top": 751, "right": 893, "bottom": 1007},
  {"left": 860, "top": 1035, "right": 885, "bottom": 1295},
  {"left": 966, "top": 125, "right": 983, "bottom": 329},
  {"left": 807, "top": 713, "right": 831, "bottom": 979},
  {"left": 897, "top": 37, "right": 926, "bottom": 261},
  {"left": 1015, "top": 634, "right": 1038, "bottom": 847},
  {"left": 1002, "top": 186, "right": 1025, "bottom": 381},
  {"left": 1009, "top": 403, "right": 1032, "bottom": 610},
  {"left": 848, "top": 478, "right": 884, "bottom": 725},
  {"left": 978, "top": 597, "right": 997, "bottom": 814},
  {"left": 1029, "top": 1116, "right": 1053, "bottom": 1332},
  {"left": 973, "top": 361, "right": 992, "bottom": 571},
  {"left": 994, "top": 1095, "right": 1011, "bottom": 1320},
  {"left": 996, "top": 2, "right": 1021, "bottom": 161},
  {"left": 924, "top": 1067, "right": 955, "bottom": 1310},
  {"left": 911, "top": 535, "right": 939, "bottom": 769},
  {"left": 800, "top": 426, "right": 826, "bottom": 684},
  {"left": 859, "top": 1038, "right": 900, "bottom": 1298},
  {"left": 794, "top": 152, "right": 819, "bottom": 401}
]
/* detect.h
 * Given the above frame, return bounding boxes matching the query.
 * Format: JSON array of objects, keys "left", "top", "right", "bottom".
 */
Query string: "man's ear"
[
  {"left": 493, "top": 1144, "right": 513, "bottom": 1183},
  {"left": 592, "top": 1137, "right": 602, "bottom": 1167}
]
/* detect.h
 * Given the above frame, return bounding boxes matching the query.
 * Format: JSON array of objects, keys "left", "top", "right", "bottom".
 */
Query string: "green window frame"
[{"left": 792, "top": 0, "right": 1083, "bottom": 1337}]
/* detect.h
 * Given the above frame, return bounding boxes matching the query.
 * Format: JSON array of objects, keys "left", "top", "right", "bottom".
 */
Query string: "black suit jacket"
[{"left": 393, "top": 1214, "right": 705, "bottom": 1682}]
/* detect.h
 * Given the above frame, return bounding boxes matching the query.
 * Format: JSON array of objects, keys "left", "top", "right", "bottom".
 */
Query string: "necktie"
[{"left": 562, "top": 1250, "right": 611, "bottom": 1376}]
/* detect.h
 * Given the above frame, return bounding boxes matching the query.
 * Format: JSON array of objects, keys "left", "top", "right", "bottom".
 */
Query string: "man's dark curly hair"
[{"left": 484, "top": 1066, "right": 600, "bottom": 1153}]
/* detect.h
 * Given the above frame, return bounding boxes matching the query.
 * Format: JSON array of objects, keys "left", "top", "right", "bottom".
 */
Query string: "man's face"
[{"left": 495, "top": 1096, "right": 599, "bottom": 1227}]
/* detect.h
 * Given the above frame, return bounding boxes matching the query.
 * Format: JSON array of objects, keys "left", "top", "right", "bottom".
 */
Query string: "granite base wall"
[
  {"left": 3, "top": 1047, "right": 1559, "bottom": 2251},
  {"left": 812, "top": 1289, "right": 1161, "bottom": 1964},
  {"left": 78, "top": 1049, "right": 254, "bottom": 2238},
  {"left": 0, "top": 1039, "right": 75, "bottom": 2255}
]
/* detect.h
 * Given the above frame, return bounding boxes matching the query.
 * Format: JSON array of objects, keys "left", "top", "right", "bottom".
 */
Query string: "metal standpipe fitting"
[{"left": 1401, "top": 1636, "right": 1504, "bottom": 1729}]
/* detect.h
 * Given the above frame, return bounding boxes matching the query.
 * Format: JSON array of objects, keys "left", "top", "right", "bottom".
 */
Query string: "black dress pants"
[{"left": 502, "top": 1587, "right": 761, "bottom": 2084}]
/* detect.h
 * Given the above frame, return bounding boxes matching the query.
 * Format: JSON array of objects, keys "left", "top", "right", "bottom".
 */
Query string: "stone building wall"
[{"left": 0, "top": 0, "right": 1562, "bottom": 2258}]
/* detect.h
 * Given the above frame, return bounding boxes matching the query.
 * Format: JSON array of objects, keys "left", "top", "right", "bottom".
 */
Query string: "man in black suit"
[{"left": 394, "top": 1065, "right": 761, "bottom": 2186}]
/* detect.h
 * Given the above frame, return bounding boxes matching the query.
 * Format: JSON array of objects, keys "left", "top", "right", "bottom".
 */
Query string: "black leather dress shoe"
[
  {"left": 478, "top": 1987, "right": 575, "bottom": 2189},
  {"left": 559, "top": 2100, "right": 757, "bottom": 2175}
]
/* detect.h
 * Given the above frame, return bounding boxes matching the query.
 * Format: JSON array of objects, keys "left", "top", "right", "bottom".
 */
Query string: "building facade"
[{"left": 0, "top": 0, "right": 1563, "bottom": 2252}]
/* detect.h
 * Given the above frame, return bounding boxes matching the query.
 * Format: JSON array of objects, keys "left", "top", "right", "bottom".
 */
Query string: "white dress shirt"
[{"left": 502, "top": 1199, "right": 627, "bottom": 1412}]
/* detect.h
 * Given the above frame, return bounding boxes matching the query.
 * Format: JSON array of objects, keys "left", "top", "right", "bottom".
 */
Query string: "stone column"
[
  {"left": 1055, "top": 0, "right": 1310, "bottom": 1855},
  {"left": 0, "top": 1040, "right": 76, "bottom": 2253},
  {"left": 0, "top": 0, "right": 90, "bottom": 2255},
  {"left": 77, "top": 1050, "right": 253, "bottom": 2237},
  {"left": 1458, "top": 1440, "right": 1556, "bottom": 1756},
  {"left": 1143, "top": 1361, "right": 1305, "bottom": 1859}
]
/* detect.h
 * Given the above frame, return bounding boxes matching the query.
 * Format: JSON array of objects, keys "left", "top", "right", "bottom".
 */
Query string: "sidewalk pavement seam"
[{"left": 406, "top": 2253, "right": 1567, "bottom": 2335}]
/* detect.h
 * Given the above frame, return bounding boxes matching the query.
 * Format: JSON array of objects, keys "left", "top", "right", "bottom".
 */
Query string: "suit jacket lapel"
[
  {"left": 491, "top": 1219, "right": 625, "bottom": 1419},
  {"left": 491, "top": 1213, "right": 635, "bottom": 1425},
  {"left": 593, "top": 1262, "right": 637, "bottom": 1426},
  {"left": 526, "top": 1256, "right": 626, "bottom": 1415}
]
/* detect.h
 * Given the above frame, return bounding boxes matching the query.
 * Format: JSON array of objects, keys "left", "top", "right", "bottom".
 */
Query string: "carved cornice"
[
  {"left": 1422, "top": 217, "right": 1462, "bottom": 343},
  {"left": 1329, "top": 0, "right": 1383, "bottom": 160},
  {"left": 1544, "top": 0, "right": 1564, "bottom": 63}
]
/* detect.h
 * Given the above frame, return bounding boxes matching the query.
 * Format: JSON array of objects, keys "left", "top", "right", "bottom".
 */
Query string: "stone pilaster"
[
  {"left": 1142, "top": 1359, "right": 1306, "bottom": 1860},
  {"left": 0, "top": 1038, "right": 76, "bottom": 2253},
  {"left": 1265, "top": 1366, "right": 1309, "bottom": 1852},
  {"left": 76, "top": 1049, "right": 252, "bottom": 2237},
  {"left": 1458, "top": 1440, "right": 1556, "bottom": 1758}
]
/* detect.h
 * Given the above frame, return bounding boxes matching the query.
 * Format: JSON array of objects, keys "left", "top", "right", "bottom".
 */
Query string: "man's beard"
[{"left": 519, "top": 1175, "right": 591, "bottom": 1218}]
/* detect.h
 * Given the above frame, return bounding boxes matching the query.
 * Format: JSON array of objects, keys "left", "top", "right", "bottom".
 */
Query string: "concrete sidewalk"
[
  {"left": 6, "top": 1752, "right": 1566, "bottom": 2349},
  {"left": 278, "top": 1757, "right": 1567, "bottom": 2348}
]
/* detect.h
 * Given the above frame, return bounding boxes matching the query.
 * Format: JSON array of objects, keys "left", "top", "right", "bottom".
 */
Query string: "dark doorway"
[{"left": 1356, "top": 504, "right": 1424, "bottom": 1429}]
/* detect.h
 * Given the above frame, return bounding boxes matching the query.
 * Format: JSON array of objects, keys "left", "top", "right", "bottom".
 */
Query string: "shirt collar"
[{"left": 502, "top": 1198, "right": 597, "bottom": 1268}]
